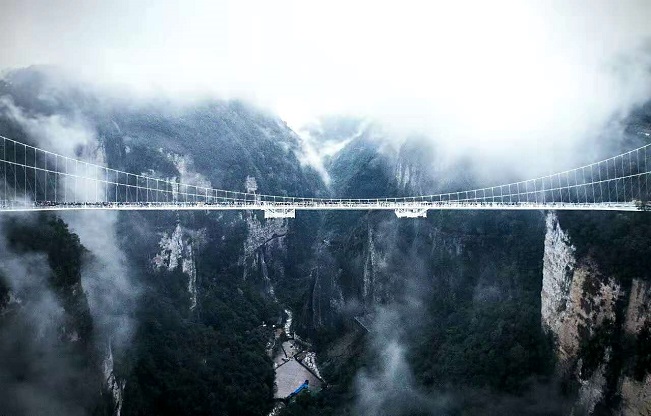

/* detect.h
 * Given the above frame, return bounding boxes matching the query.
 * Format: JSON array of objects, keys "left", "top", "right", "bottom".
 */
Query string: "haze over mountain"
[
  {"left": 3, "top": 1, "right": 651, "bottom": 172},
  {"left": 1, "top": 2, "right": 651, "bottom": 416}
]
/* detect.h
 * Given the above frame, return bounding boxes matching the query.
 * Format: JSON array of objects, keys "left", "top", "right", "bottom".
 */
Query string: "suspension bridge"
[{"left": 0, "top": 135, "right": 649, "bottom": 218}]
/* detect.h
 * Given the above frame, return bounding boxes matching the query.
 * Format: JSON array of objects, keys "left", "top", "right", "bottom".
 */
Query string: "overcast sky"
[{"left": 2, "top": 0, "right": 651, "bottom": 162}]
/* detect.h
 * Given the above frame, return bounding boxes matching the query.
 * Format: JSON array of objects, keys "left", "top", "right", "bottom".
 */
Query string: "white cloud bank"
[{"left": 1, "top": 0, "right": 651, "bottom": 169}]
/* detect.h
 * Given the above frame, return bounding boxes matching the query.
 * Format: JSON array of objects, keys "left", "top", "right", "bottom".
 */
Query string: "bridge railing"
[{"left": 1, "top": 134, "right": 650, "bottom": 210}]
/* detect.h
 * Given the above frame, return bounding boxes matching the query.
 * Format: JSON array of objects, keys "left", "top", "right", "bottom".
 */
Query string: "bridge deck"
[{"left": 0, "top": 201, "right": 640, "bottom": 212}]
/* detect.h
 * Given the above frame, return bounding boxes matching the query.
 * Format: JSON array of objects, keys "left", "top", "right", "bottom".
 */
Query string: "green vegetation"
[
  {"left": 558, "top": 211, "right": 651, "bottom": 283},
  {"left": 280, "top": 391, "right": 340, "bottom": 416},
  {"left": 281, "top": 210, "right": 557, "bottom": 415},
  {"left": 411, "top": 211, "right": 554, "bottom": 393},
  {"left": 122, "top": 280, "right": 276, "bottom": 416},
  {"left": 578, "top": 320, "right": 615, "bottom": 380},
  {"left": 3, "top": 213, "right": 94, "bottom": 343},
  {"left": 633, "top": 323, "right": 651, "bottom": 381},
  {"left": 120, "top": 212, "right": 281, "bottom": 416},
  {"left": 0, "top": 213, "right": 111, "bottom": 415}
]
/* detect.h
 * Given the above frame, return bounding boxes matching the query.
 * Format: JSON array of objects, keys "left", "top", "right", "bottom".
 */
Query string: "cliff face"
[
  {"left": 541, "top": 212, "right": 576, "bottom": 341},
  {"left": 542, "top": 212, "right": 651, "bottom": 415},
  {"left": 619, "top": 373, "right": 651, "bottom": 416},
  {"left": 305, "top": 242, "right": 345, "bottom": 330},
  {"left": 542, "top": 213, "right": 622, "bottom": 368},
  {"left": 361, "top": 221, "right": 394, "bottom": 307},
  {"left": 152, "top": 223, "right": 205, "bottom": 310},
  {"left": 241, "top": 212, "right": 288, "bottom": 300},
  {"left": 620, "top": 278, "right": 651, "bottom": 416}
]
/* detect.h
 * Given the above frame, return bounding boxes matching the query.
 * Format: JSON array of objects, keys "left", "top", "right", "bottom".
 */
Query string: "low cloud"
[
  {"left": 355, "top": 307, "right": 450, "bottom": 416},
  {"left": 1, "top": 94, "right": 140, "bottom": 361},
  {"left": 0, "top": 217, "right": 96, "bottom": 416},
  {"left": 0, "top": 95, "right": 97, "bottom": 157},
  {"left": 354, "top": 219, "right": 450, "bottom": 415},
  {"left": 2, "top": 1, "right": 650, "bottom": 179}
]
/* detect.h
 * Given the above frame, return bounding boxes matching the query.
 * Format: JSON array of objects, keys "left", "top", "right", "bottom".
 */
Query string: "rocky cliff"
[{"left": 542, "top": 212, "right": 651, "bottom": 415}]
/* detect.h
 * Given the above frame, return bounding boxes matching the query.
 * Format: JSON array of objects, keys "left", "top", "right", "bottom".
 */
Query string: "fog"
[
  {"left": 2, "top": 0, "right": 651, "bottom": 173},
  {"left": 0, "top": 3, "right": 650, "bottom": 413},
  {"left": 356, "top": 306, "right": 449, "bottom": 416},
  {"left": 352, "top": 219, "right": 448, "bottom": 415},
  {"left": 0, "top": 94, "right": 140, "bottom": 351},
  {"left": 0, "top": 218, "right": 98, "bottom": 416}
]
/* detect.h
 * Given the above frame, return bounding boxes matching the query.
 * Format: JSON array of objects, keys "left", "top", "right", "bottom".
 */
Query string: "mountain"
[
  {"left": 0, "top": 66, "right": 650, "bottom": 416},
  {"left": 277, "top": 104, "right": 651, "bottom": 416},
  {"left": 0, "top": 66, "right": 327, "bottom": 416}
]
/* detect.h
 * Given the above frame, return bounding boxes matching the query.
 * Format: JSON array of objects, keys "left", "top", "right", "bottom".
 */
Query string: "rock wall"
[
  {"left": 103, "top": 344, "right": 125, "bottom": 416},
  {"left": 542, "top": 213, "right": 621, "bottom": 357},
  {"left": 241, "top": 212, "right": 288, "bottom": 299},
  {"left": 619, "top": 278, "right": 651, "bottom": 416},
  {"left": 541, "top": 212, "right": 651, "bottom": 415},
  {"left": 624, "top": 279, "right": 651, "bottom": 335},
  {"left": 152, "top": 223, "right": 204, "bottom": 310},
  {"left": 619, "top": 374, "right": 651, "bottom": 416},
  {"left": 309, "top": 252, "right": 345, "bottom": 329},
  {"left": 541, "top": 212, "right": 577, "bottom": 342}
]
